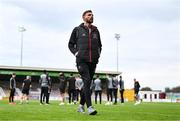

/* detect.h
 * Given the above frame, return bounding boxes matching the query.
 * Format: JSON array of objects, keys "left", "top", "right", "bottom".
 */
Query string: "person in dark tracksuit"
[
  {"left": 43, "top": 76, "right": 51, "bottom": 104},
  {"left": 112, "top": 75, "right": 118, "bottom": 105},
  {"left": 9, "top": 73, "right": 16, "bottom": 104},
  {"left": 134, "top": 78, "right": 141, "bottom": 105},
  {"left": 68, "top": 10, "right": 102, "bottom": 115},
  {"left": 39, "top": 70, "right": 50, "bottom": 105},
  {"left": 59, "top": 72, "right": 66, "bottom": 105},
  {"left": 75, "top": 75, "right": 84, "bottom": 102},
  {"left": 67, "top": 74, "right": 76, "bottom": 104},
  {"left": 119, "top": 76, "right": 124, "bottom": 104},
  {"left": 105, "top": 75, "right": 113, "bottom": 105},
  {"left": 20, "top": 76, "right": 32, "bottom": 104},
  {"left": 94, "top": 75, "right": 102, "bottom": 104},
  {"left": 90, "top": 79, "right": 95, "bottom": 96}
]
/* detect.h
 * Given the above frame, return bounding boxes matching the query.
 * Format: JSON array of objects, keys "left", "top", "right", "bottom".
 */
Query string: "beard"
[{"left": 86, "top": 18, "right": 93, "bottom": 24}]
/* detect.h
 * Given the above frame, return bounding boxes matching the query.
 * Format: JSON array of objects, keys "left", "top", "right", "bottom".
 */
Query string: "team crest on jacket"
[
  {"left": 82, "top": 33, "right": 86, "bottom": 36},
  {"left": 93, "top": 34, "right": 98, "bottom": 39}
]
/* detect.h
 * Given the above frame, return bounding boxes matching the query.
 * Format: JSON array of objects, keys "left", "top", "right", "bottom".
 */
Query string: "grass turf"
[{"left": 0, "top": 100, "right": 180, "bottom": 121}]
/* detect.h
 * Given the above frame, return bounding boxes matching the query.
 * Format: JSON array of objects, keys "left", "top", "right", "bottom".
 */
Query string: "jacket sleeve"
[
  {"left": 10, "top": 78, "right": 12, "bottom": 89},
  {"left": 119, "top": 81, "right": 122, "bottom": 89},
  {"left": 97, "top": 29, "right": 102, "bottom": 54},
  {"left": 68, "top": 27, "right": 78, "bottom": 55},
  {"left": 138, "top": 82, "right": 140, "bottom": 88},
  {"left": 39, "top": 76, "right": 42, "bottom": 85}
]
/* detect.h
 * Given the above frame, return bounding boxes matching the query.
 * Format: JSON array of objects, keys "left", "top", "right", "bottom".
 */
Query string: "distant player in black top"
[
  {"left": 134, "top": 78, "right": 141, "bottom": 105},
  {"left": 20, "top": 76, "right": 32, "bottom": 104},
  {"left": 47, "top": 76, "right": 52, "bottom": 104},
  {"left": 9, "top": 73, "right": 16, "bottom": 104},
  {"left": 119, "top": 76, "right": 125, "bottom": 104},
  {"left": 59, "top": 72, "right": 66, "bottom": 105},
  {"left": 67, "top": 74, "right": 76, "bottom": 104}
]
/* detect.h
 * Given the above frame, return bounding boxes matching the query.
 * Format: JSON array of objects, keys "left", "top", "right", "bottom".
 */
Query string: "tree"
[
  {"left": 165, "top": 87, "right": 171, "bottom": 93},
  {"left": 171, "top": 86, "right": 180, "bottom": 93},
  {"left": 141, "top": 87, "right": 152, "bottom": 91}
]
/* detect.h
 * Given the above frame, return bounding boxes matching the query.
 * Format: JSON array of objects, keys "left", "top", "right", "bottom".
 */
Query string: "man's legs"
[
  {"left": 40, "top": 87, "right": 44, "bottom": 104},
  {"left": 134, "top": 90, "right": 141, "bottom": 105},
  {"left": 11, "top": 88, "right": 15, "bottom": 103},
  {"left": 72, "top": 89, "right": 77, "bottom": 103},
  {"left": 47, "top": 93, "right": 50, "bottom": 104},
  {"left": 76, "top": 89, "right": 79, "bottom": 101},
  {"left": 77, "top": 62, "right": 97, "bottom": 115},
  {"left": 113, "top": 89, "right": 118, "bottom": 104},
  {"left": 95, "top": 91, "right": 98, "bottom": 104},
  {"left": 77, "top": 62, "right": 92, "bottom": 107},
  {"left": 120, "top": 89, "right": 124, "bottom": 103},
  {"left": 99, "top": 91, "right": 102, "bottom": 104},
  {"left": 107, "top": 89, "right": 110, "bottom": 102},
  {"left": 68, "top": 90, "right": 72, "bottom": 103},
  {"left": 44, "top": 87, "right": 49, "bottom": 104},
  {"left": 110, "top": 89, "right": 113, "bottom": 102},
  {"left": 9, "top": 89, "right": 13, "bottom": 103}
]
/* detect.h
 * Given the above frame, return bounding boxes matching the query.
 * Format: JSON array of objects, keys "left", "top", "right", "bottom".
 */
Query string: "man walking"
[
  {"left": 119, "top": 76, "right": 124, "bottom": 104},
  {"left": 20, "top": 76, "right": 32, "bottom": 104},
  {"left": 105, "top": 75, "right": 113, "bottom": 105},
  {"left": 39, "top": 70, "right": 50, "bottom": 105},
  {"left": 59, "top": 72, "right": 66, "bottom": 105},
  {"left": 134, "top": 78, "right": 141, "bottom": 105},
  {"left": 75, "top": 75, "right": 84, "bottom": 102},
  {"left": 94, "top": 75, "right": 102, "bottom": 104},
  {"left": 67, "top": 74, "right": 76, "bottom": 104},
  {"left": 112, "top": 75, "right": 118, "bottom": 105},
  {"left": 9, "top": 73, "right": 16, "bottom": 104},
  {"left": 68, "top": 10, "right": 102, "bottom": 115}
]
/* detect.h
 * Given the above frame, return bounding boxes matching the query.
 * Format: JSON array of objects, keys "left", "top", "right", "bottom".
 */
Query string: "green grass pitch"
[{"left": 0, "top": 100, "right": 180, "bottom": 121}]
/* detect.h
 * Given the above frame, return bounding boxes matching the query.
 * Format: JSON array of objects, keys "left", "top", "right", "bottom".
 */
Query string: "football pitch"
[{"left": 0, "top": 100, "right": 180, "bottom": 121}]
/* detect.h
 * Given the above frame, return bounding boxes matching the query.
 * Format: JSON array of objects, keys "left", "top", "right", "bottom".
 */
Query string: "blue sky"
[{"left": 0, "top": 0, "right": 179, "bottom": 90}]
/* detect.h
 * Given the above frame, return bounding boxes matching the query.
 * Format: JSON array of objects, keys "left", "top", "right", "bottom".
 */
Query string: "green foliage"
[{"left": 165, "top": 86, "right": 180, "bottom": 93}]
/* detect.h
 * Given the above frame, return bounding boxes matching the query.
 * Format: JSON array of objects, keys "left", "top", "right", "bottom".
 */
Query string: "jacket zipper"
[{"left": 88, "top": 29, "right": 92, "bottom": 62}]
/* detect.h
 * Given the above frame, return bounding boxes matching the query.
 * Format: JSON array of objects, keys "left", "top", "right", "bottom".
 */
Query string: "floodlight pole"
[
  {"left": 115, "top": 33, "right": 120, "bottom": 72},
  {"left": 18, "top": 26, "right": 26, "bottom": 66}
]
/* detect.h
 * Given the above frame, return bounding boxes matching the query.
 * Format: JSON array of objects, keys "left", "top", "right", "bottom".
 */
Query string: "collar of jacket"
[{"left": 79, "top": 23, "right": 97, "bottom": 31}]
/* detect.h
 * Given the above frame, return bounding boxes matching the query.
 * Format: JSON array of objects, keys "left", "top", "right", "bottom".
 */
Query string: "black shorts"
[
  {"left": 22, "top": 89, "right": 30, "bottom": 95},
  {"left": 135, "top": 90, "right": 139, "bottom": 95}
]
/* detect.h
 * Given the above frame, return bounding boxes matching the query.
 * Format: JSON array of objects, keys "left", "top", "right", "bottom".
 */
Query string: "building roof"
[{"left": 0, "top": 65, "right": 121, "bottom": 78}]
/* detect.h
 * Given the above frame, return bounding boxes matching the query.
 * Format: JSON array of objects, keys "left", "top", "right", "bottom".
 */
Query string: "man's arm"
[
  {"left": 39, "top": 76, "right": 42, "bottom": 86},
  {"left": 138, "top": 82, "right": 140, "bottom": 88},
  {"left": 22, "top": 81, "right": 25, "bottom": 89},
  {"left": 79, "top": 81, "right": 84, "bottom": 90},
  {"left": 10, "top": 78, "right": 12, "bottom": 89},
  {"left": 30, "top": 81, "right": 32, "bottom": 88},
  {"left": 68, "top": 27, "right": 78, "bottom": 56},
  {"left": 97, "top": 29, "right": 102, "bottom": 54}
]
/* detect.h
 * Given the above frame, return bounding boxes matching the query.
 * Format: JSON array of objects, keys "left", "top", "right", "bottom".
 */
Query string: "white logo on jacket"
[
  {"left": 93, "top": 34, "right": 98, "bottom": 39},
  {"left": 82, "top": 33, "right": 86, "bottom": 36}
]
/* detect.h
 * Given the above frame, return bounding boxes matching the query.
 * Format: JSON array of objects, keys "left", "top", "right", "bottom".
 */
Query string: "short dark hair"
[{"left": 82, "top": 10, "right": 92, "bottom": 17}]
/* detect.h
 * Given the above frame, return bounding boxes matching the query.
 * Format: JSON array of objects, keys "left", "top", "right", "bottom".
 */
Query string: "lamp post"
[
  {"left": 115, "top": 33, "right": 120, "bottom": 72},
  {"left": 18, "top": 26, "right": 26, "bottom": 66}
]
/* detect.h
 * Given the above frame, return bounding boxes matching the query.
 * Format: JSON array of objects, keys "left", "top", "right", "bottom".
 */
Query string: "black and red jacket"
[{"left": 68, "top": 23, "right": 102, "bottom": 64}]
